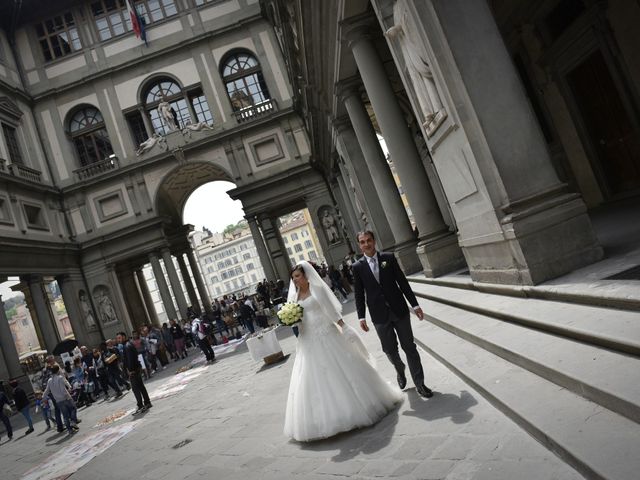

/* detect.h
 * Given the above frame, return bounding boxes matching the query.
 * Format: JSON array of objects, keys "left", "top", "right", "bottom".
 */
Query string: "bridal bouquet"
[{"left": 278, "top": 302, "right": 304, "bottom": 326}]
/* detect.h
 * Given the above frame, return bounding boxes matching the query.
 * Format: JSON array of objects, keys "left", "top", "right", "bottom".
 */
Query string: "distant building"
[
  {"left": 192, "top": 222, "right": 266, "bottom": 299},
  {"left": 279, "top": 210, "right": 325, "bottom": 266}
]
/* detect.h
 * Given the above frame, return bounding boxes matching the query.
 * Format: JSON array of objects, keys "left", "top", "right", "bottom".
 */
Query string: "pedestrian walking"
[
  {"left": 116, "top": 332, "right": 152, "bottom": 415},
  {"left": 191, "top": 316, "right": 215, "bottom": 362},
  {"left": 0, "top": 384, "right": 13, "bottom": 441},
  {"left": 10, "top": 380, "right": 34, "bottom": 435},
  {"left": 42, "top": 364, "right": 79, "bottom": 435}
]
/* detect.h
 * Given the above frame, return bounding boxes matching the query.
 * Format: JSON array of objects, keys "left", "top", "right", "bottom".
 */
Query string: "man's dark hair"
[
  {"left": 116, "top": 331, "right": 127, "bottom": 338},
  {"left": 356, "top": 230, "right": 375, "bottom": 242},
  {"left": 51, "top": 364, "right": 60, "bottom": 374}
]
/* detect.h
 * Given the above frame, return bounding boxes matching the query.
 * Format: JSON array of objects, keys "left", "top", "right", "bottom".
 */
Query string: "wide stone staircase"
[{"left": 406, "top": 274, "right": 640, "bottom": 480}]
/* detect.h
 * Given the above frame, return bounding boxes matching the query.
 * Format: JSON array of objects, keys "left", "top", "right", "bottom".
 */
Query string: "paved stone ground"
[{"left": 0, "top": 301, "right": 583, "bottom": 480}]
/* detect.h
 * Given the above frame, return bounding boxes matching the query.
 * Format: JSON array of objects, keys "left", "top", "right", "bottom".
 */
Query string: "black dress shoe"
[
  {"left": 416, "top": 384, "right": 434, "bottom": 398},
  {"left": 397, "top": 372, "right": 407, "bottom": 390}
]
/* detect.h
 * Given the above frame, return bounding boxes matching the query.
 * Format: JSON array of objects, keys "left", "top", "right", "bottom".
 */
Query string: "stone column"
[
  {"left": 348, "top": 28, "right": 464, "bottom": 277},
  {"left": 27, "top": 276, "right": 59, "bottom": 353},
  {"left": 176, "top": 255, "right": 201, "bottom": 315},
  {"left": 259, "top": 215, "right": 291, "bottom": 280},
  {"left": 186, "top": 250, "right": 212, "bottom": 314},
  {"left": 135, "top": 268, "right": 160, "bottom": 326},
  {"left": 118, "top": 268, "right": 149, "bottom": 330},
  {"left": 339, "top": 88, "right": 421, "bottom": 273},
  {"left": 407, "top": 0, "right": 602, "bottom": 284},
  {"left": 161, "top": 249, "right": 189, "bottom": 319},
  {"left": 0, "top": 295, "right": 28, "bottom": 383},
  {"left": 335, "top": 170, "right": 362, "bottom": 241},
  {"left": 57, "top": 275, "right": 98, "bottom": 348},
  {"left": 247, "top": 215, "right": 277, "bottom": 281},
  {"left": 149, "top": 252, "right": 178, "bottom": 320},
  {"left": 107, "top": 266, "right": 134, "bottom": 335}
]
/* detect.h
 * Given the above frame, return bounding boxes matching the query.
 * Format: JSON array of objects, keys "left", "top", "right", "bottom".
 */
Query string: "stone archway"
[{"left": 155, "top": 161, "right": 234, "bottom": 226}]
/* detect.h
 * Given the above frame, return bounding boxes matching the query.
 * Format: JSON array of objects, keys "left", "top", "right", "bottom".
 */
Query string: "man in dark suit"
[{"left": 353, "top": 230, "right": 433, "bottom": 398}]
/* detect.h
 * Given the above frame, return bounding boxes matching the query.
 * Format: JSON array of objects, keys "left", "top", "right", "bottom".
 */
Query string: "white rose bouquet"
[{"left": 277, "top": 302, "right": 304, "bottom": 326}]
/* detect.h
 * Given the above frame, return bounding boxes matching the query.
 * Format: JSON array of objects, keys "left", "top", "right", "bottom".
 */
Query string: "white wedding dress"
[{"left": 283, "top": 291, "right": 403, "bottom": 442}]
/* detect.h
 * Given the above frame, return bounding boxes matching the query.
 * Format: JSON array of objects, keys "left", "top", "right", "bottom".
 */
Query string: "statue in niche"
[
  {"left": 157, "top": 96, "right": 178, "bottom": 131},
  {"left": 94, "top": 287, "right": 117, "bottom": 324},
  {"left": 321, "top": 210, "right": 341, "bottom": 244},
  {"left": 230, "top": 89, "right": 253, "bottom": 110},
  {"left": 386, "top": 0, "right": 446, "bottom": 135},
  {"left": 181, "top": 121, "right": 215, "bottom": 139},
  {"left": 136, "top": 133, "right": 167, "bottom": 156},
  {"left": 78, "top": 291, "right": 96, "bottom": 328}
]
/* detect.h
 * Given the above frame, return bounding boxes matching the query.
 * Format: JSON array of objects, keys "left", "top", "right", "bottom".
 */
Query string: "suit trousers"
[
  {"left": 129, "top": 371, "right": 151, "bottom": 408},
  {"left": 373, "top": 310, "right": 424, "bottom": 387}
]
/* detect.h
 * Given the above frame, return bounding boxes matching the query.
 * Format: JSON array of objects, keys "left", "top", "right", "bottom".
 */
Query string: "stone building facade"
[{"left": 0, "top": 0, "right": 351, "bottom": 389}]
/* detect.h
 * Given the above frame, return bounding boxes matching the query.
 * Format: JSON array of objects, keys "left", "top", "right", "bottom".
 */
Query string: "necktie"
[{"left": 370, "top": 257, "right": 379, "bottom": 282}]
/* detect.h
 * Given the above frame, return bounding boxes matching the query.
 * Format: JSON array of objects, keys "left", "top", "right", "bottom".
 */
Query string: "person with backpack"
[{"left": 191, "top": 316, "right": 215, "bottom": 363}]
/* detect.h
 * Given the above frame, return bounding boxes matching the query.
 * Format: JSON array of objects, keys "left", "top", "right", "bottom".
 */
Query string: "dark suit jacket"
[{"left": 353, "top": 251, "right": 419, "bottom": 324}]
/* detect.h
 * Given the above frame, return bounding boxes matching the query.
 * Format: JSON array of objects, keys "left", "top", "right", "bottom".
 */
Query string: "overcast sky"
[
  {"left": 182, "top": 181, "right": 245, "bottom": 233},
  {"left": 0, "top": 278, "right": 21, "bottom": 301}
]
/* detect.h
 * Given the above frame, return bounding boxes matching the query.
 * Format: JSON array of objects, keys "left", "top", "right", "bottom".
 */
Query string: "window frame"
[
  {"left": 35, "top": 11, "right": 82, "bottom": 62},
  {"left": 2, "top": 123, "right": 24, "bottom": 165},
  {"left": 220, "top": 50, "right": 271, "bottom": 112},
  {"left": 67, "top": 106, "right": 114, "bottom": 167},
  {"left": 90, "top": 0, "right": 179, "bottom": 42}
]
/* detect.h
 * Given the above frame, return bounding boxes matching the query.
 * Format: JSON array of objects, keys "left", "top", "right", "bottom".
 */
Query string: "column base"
[
  {"left": 417, "top": 231, "right": 466, "bottom": 278},
  {"left": 392, "top": 240, "right": 422, "bottom": 275},
  {"left": 463, "top": 195, "right": 603, "bottom": 285}
]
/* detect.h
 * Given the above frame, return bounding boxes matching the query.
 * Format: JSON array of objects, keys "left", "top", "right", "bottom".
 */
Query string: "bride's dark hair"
[{"left": 290, "top": 264, "right": 305, "bottom": 278}]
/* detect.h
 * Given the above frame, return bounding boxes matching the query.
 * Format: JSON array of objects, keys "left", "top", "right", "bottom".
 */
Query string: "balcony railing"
[
  {"left": 233, "top": 98, "right": 277, "bottom": 124},
  {"left": 7, "top": 162, "right": 42, "bottom": 183},
  {"left": 73, "top": 156, "right": 119, "bottom": 181}
]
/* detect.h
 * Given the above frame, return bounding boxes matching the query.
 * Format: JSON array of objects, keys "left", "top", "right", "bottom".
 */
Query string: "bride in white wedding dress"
[{"left": 283, "top": 261, "right": 403, "bottom": 442}]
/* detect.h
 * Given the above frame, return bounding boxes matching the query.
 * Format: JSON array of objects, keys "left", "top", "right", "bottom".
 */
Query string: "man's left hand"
[{"left": 414, "top": 307, "right": 424, "bottom": 320}]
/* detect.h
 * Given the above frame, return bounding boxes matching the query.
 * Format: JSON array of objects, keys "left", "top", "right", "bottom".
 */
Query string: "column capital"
[
  {"left": 332, "top": 115, "right": 353, "bottom": 134},
  {"left": 341, "top": 15, "right": 377, "bottom": 49},
  {"left": 24, "top": 274, "right": 43, "bottom": 285},
  {"left": 334, "top": 78, "right": 362, "bottom": 102}
]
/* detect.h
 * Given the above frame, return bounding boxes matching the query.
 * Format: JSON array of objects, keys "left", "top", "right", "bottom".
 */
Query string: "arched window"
[
  {"left": 69, "top": 106, "right": 113, "bottom": 166},
  {"left": 142, "top": 77, "right": 212, "bottom": 135},
  {"left": 221, "top": 51, "right": 271, "bottom": 112}
]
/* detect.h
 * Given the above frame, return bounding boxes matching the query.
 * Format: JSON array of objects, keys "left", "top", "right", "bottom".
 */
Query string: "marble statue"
[
  {"left": 386, "top": 0, "right": 446, "bottom": 134},
  {"left": 230, "top": 89, "right": 253, "bottom": 110},
  {"left": 321, "top": 210, "right": 340, "bottom": 244},
  {"left": 95, "top": 287, "right": 117, "bottom": 324},
  {"left": 136, "top": 133, "right": 167, "bottom": 156},
  {"left": 157, "top": 97, "right": 177, "bottom": 131},
  {"left": 79, "top": 291, "right": 96, "bottom": 328},
  {"left": 182, "top": 121, "right": 215, "bottom": 139}
]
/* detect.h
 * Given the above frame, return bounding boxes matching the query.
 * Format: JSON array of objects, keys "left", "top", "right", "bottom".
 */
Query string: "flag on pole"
[{"left": 127, "top": 0, "right": 148, "bottom": 46}]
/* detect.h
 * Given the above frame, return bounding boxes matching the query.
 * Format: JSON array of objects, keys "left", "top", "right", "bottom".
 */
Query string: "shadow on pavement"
[
  {"left": 255, "top": 354, "right": 291, "bottom": 374},
  {"left": 403, "top": 389, "right": 477, "bottom": 424},
  {"left": 295, "top": 403, "right": 401, "bottom": 462}
]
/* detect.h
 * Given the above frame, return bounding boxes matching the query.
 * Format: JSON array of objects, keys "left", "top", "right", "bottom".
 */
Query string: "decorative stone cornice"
[{"left": 0, "top": 96, "right": 23, "bottom": 122}]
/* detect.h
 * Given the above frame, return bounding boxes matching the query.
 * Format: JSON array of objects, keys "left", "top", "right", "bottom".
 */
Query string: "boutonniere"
[{"left": 380, "top": 261, "right": 388, "bottom": 269}]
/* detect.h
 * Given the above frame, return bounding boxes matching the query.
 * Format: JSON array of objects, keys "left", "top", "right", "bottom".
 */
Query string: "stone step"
[
  {"left": 410, "top": 319, "right": 640, "bottom": 480},
  {"left": 408, "top": 274, "right": 640, "bottom": 311},
  {"left": 408, "top": 280, "right": 640, "bottom": 356},
  {"left": 414, "top": 296, "right": 640, "bottom": 424}
]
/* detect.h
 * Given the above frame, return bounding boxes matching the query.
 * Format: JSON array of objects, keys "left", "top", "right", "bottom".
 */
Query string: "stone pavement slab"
[{"left": 0, "top": 301, "right": 584, "bottom": 479}]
